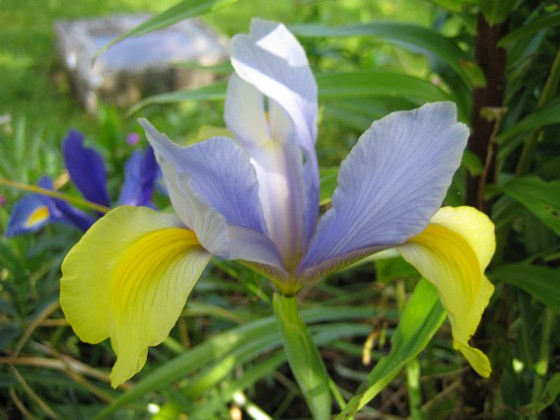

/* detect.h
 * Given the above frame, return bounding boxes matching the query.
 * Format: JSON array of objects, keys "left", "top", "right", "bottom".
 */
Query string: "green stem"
[
  {"left": 406, "top": 358, "right": 423, "bottom": 420},
  {"left": 0, "top": 177, "right": 111, "bottom": 214},
  {"left": 396, "top": 280, "right": 423, "bottom": 419},
  {"left": 530, "top": 308, "right": 555, "bottom": 420},
  {"left": 517, "top": 292, "right": 535, "bottom": 368},
  {"left": 272, "top": 293, "right": 332, "bottom": 420},
  {"left": 327, "top": 377, "right": 348, "bottom": 414},
  {"left": 515, "top": 49, "right": 560, "bottom": 177}
]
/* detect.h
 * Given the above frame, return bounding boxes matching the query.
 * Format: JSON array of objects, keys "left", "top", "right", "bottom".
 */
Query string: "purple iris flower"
[
  {"left": 60, "top": 20, "right": 495, "bottom": 387},
  {"left": 5, "top": 129, "right": 158, "bottom": 237}
]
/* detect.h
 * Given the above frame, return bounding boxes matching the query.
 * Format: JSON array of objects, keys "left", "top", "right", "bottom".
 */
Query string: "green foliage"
[
  {"left": 492, "top": 265, "right": 560, "bottom": 315},
  {"left": 479, "top": 0, "right": 517, "bottom": 25},
  {"left": 501, "top": 177, "right": 560, "bottom": 235},
  {"left": 339, "top": 279, "right": 446, "bottom": 417}
]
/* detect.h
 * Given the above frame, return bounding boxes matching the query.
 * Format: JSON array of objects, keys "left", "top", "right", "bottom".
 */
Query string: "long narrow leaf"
[
  {"left": 95, "top": 0, "right": 236, "bottom": 59},
  {"left": 479, "top": 0, "right": 516, "bottom": 25},
  {"left": 129, "top": 70, "right": 449, "bottom": 115},
  {"left": 128, "top": 80, "right": 228, "bottom": 114},
  {"left": 497, "top": 100, "right": 560, "bottom": 144},
  {"left": 519, "top": 373, "right": 560, "bottom": 416},
  {"left": 94, "top": 306, "right": 373, "bottom": 418},
  {"left": 500, "top": 177, "right": 560, "bottom": 236},
  {"left": 336, "top": 279, "right": 446, "bottom": 417},
  {"left": 317, "top": 71, "right": 450, "bottom": 102},
  {"left": 291, "top": 22, "right": 478, "bottom": 89},
  {"left": 492, "top": 264, "right": 560, "bottom": 314},
  {"left": 190, "top": 351, "right": 286, "bottom": 418},
  {"left": 499, "top": 12, "right": 560, "bottom": 47}
]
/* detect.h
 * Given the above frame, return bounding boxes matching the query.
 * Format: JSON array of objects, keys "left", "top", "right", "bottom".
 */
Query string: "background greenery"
[{"left": 1, "top": 0, "right": 559, "bottom": 418}]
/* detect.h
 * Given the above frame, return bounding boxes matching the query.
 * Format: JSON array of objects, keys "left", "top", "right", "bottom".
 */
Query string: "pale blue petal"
[
  {"left": 139, "top": 119, "right": 284, "bottom": 269},
  {"left": 228, "top": 19, "right": 320, "bottom": 252},
  {"left": 224, "top": 74, "right": 270, "bottom": 150},
  {"left": 300, "top": 102, "right": 469, "bottom": 277},
  {"left": 231, "top": 19, "right": 318, "bottom": 153},
  {"left": 225, "top": 78, "right": 309, "bottom": 261}
]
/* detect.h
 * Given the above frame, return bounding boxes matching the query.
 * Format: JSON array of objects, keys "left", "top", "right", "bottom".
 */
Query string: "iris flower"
[
  {"left": 60, "top": 19, "right": 495, "bottom": 387},
  {"left": 6, "top": 129, "right": 158, "bottom": 236}
]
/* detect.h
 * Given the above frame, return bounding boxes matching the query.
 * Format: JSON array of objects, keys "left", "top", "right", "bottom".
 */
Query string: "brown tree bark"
[
  {"left": 462, "top": 12, "right": 508, "bottom": 418},
  {"left": 466, "top": 13, "right": 508, "bottom": 213}
]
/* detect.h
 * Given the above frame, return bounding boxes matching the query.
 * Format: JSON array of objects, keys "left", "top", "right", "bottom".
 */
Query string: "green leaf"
[
  {"left": 95, "top": 0, "right": 236, "bottom": 59},
  {"left": 429, "top": 0, "right": 480, "bottom": 12},
  {"left": 496, "top": 100, "right": 560, "bottom": 144},
  {"left": 492, "top": 264, "right": 560, "bottom": 314},
  {"left": 129, "top": 70, "right": 449, "bottom": 114},
  {"left": 317, "top": 71, "right": 450, "bottom": 103},
  {"left": 336, "top": 279, "right": 446, "bottom": 417},
  {"left": 94, "top": 306, "right": 372, "bottom": 419},
  {"left": 319, "top": 166, "right": 338, "bottom": 205},
  {"left": 189, "top": 351, "right": 285, "bottom": 418},
  {"left": 129, "top": 71, "right": 450, "bottom": 115},
  {"left": 462, "top": 150, "right": 484, "bottom": 176},
  {"left": 479, "top": 0, "right": 516, "bottom": 26},
  {"left": 519, "top": 373, "right": 560, "bottom": 415},
  {"left": 128, "top": 80, "right": 228, "bottom": 113},
  {"left": 323, "top": 97, "right": 416, "bottom": 130},
  {"left": 499, "top": 12, "right": 560, "bottom": 47},
  {"left": 500, "top": 176, "right": 560, "bottom": 235},
  {"left": 323, "top": 100, "right": 379, "bottom": 130},
  {"left": 374, "top": 256, "right": 418, "bottom": 284},
  {"left": 273, "top": 294, "right": 332, "bottom": 420},
  {"left": 292, "top": 22, "right": 477, "bottom": 88}
]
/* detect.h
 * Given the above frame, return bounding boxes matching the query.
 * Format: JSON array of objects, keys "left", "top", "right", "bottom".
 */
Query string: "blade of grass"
[{"left": 94, "top": 0, "right": 237, "bottom": 60}]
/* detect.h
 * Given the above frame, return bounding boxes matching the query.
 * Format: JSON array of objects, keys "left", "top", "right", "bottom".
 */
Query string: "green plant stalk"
[
  {"left": 517, "top": 292, "right": 535, "bottom": 369},
  {"left": 0, "top": 177, "right": 110, "bottom": 214},
  {"left": 396, "top": 279, "right": 423, "bottom": 419},
  {"left": 273, "top": 293, "right": 332, "bottom": 420},
  {"left": 406, "top": 358, "right": 423, "bottom": 420},
  {"left": 336, "top": 279, "right": 446, "bottom": 418},
  {"left": 515, "top": 49, "right": 560, "bottom": 177},
  {"left": 327, "top": 377, "right": 348, "bottom": 414},
  {"left": 530, "top": 308, "right": 555, "bottom": 419}
]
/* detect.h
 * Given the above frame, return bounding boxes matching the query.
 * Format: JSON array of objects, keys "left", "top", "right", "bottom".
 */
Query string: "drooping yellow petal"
[
  {"left": 60, "top": 206, "right": 211, "bottom": 387},
  {"left": 397, "top": 206, "right": 495, "bottom": 377}
]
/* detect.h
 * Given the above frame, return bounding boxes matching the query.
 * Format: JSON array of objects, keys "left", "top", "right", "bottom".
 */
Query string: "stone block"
[{"left": 54, "top": 15, "right": 228, "bottom": 113}]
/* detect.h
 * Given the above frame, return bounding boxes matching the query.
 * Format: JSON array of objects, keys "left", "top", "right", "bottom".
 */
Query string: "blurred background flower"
[{"left": 6, "top": 129, "right": 158, "bottom": 236}]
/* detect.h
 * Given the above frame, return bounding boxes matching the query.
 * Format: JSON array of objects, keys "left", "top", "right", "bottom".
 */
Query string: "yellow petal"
[
  {"left": 25, "top": 205, "right": 50, "bottom": 227},
  {"left": 60, "top": 206, "right": 211, "bottom": 387},
  {"left": 397, "top": 206, "right": 495, "bottom": 377}
]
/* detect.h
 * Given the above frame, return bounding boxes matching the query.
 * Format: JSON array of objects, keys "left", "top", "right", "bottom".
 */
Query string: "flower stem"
[
  {"left": 0, "top": 176, "right": 110, "bottom": 213},
  {"left": 272, "top": 293, "right": 331, "bottom": 419},
  {"left": 530, "top": 308, "right": 555, "bottom": 420},
  {"left": 397, "top": 279, "right": 423, "bottom": 419}
]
